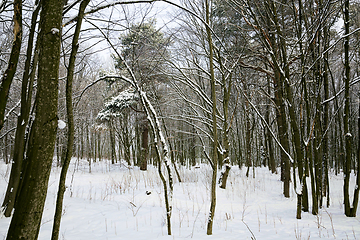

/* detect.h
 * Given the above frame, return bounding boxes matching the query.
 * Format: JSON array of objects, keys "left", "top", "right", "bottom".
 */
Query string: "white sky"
[{"left": 76, "top": 0, "right": 181, "bottom": 70}]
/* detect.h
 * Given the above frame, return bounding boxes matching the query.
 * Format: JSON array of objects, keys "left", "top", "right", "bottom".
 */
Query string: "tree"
[
  {"left": 204, "top": 0, "right": 218, "bottom": 234},
  {"left": 343, "top": 0, "right": 359, "bottom": 217},
  {"left": 91, "top": 16, "right": 174, "bottom": 234},
  {"left": 6, "top": 0, "right": 64, "bottom": 238},
  {"left": 114, "top": 20, "right": 169, "bottom": 170},
  {"left": 221, "top": 0, "right": 341, "bottom": 217},
  {"left": 0, "top": 0, "right": 22, "bottom": 131},
  {"left": 1, "top": 1, "right": 40, "bottom": 217},
  {"left": 52, "top": 0, "right": 90, "bottom": 239}
]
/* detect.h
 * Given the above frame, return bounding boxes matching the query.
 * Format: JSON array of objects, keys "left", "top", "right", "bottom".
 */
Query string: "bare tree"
[
  {"left": 1, "top": 0, "right": 40, "bottom": 217},
  {"left": 0, "top": 0, "right": 22, "bottom": 131},
  {"left": 52, "top": 1, "right": 90, "bottom": 239}
]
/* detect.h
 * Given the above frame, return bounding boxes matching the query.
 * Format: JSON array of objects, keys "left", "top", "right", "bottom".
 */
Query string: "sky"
[{"left": 76, "top": 0, "right": 181, "bottom": 70}]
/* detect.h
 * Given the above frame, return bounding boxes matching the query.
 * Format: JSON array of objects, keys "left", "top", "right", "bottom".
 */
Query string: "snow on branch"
[
  {"left": 97, "top": 88, "right": 139, "bottom": 121},
  {"left": 322, "top": 76, "right": 360, "bottom": 104},
  {"left": 4, "top": 100, "right": 21, "bottom": 123},
  {"left": 74, "top": 75, "right": 124, "bottom": 107}
]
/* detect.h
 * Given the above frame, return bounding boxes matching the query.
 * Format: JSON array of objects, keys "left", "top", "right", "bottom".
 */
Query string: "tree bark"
[
  {"left": 264, "top": 0, "right": 291, "bottom": 197},
  {"left": 205, "top": 0, "right": 218, "bottom": 235},
  {"left": 343, "top": 0, "right": 352, "bottom": 217},
  {"left": 140, "top": 120, "right": 148, "bottom": 171},
  {"left": 109, "top": 119, "right": 117, "bottom": 164},
  {"left": 6, "top": 0, "right": 63, "bottom": 238},
  {"left": 351, "top": 98, "right": 360, "bottom": 216},
  {"left": 0, "top": 0, "right": 22, "bottom": 131},
  {"left": 51, "top": 1, "right": 89, "bottom": 239},
  {"left": 1, "top": 9, "right": 40, "bottom": 220},
  {"left": 244, "top": 84, "right": 252, "bottom": 178},
  {"left": 1, "top": 3, "right": 40, "bottom": 217},
  {"left": 219, "top": 52, "right": 232, "bottom": 189},
  {"left": 323, "top": 24, "right": 330, "bottom": 208}
]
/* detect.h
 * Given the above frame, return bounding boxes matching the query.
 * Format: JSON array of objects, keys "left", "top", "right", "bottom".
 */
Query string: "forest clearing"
[{"left": 0, "top": 159, "right": 359, "bottom": 239}]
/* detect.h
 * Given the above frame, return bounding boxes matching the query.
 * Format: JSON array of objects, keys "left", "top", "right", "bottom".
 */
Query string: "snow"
[
  {"left": 345, "top": 132, "right": 352, "bottom": 137},
  {"left": 97, "top": 88, "right": 138, "bottom": 121},
  {"left": 0, "top": 160, "right": 359, "bottom": 239},
  {"left": 58, "top": 120, "right": 66, "bottom": 129},
  {"left": 51, "top": 28, "right": 60, "bottom": 35},
  {"left": 295, "top": 184, "right": 303, "bottom": 195}
]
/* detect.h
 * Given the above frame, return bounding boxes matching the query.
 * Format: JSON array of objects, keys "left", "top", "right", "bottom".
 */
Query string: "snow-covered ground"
[{"left": 0, "top": 159, "right": 359, "bottom": 239}]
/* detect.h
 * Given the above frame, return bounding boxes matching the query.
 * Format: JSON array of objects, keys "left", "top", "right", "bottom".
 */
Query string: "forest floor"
[{"left": 0, "top": 159, "right": 359, "bottom": 239}]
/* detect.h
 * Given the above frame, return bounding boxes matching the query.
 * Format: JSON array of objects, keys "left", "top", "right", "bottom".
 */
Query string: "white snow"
[
  {"left": 0, "top": 160, "right": 359, "bottom": 239},
  {"left": 51, "top": 28, "right": 60, "bottom": 35},
  {"left": 57, "top": 120, "right": 66, "bottom": 129},
  {"left": 304, "top": 139, "right": 309, "bottom": 147},
  {"left": 345, "top": 132, "right": 352, "bottom": 137},
  {"left": 97, "top": 88, "right": 138, "bottom": 121}
]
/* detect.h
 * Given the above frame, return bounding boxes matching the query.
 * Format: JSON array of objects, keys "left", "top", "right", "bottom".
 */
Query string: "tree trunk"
[
  {"left": 160, "top": 109, "right": 182, "bottom": 182},
  {"left": 140, "top": 120, "right": 148, "bottom": 171},
  {"left": 343, "top": 0, "right": 355, "bottom": 217},
  {"left": 1, "top": 3, "right": 40, "bottom": 216},
  {"left": 298, "top": 0, "right": 309, "bottom": 211},
  {"left": 109, "top": 119, "right": 116, "bottom": 164},
  {"left": 350, "top": 98, "right": 360, "bottom": 216},
  {"left": 0, "top": 0, "right": 22, "bottom": 131},
  {"left": 219, "top": 53, "right": 231, "bottom": 189},
  {"left": 323, "top": 24, "right": 330, "bottom": 208},
  {"left": 265, "top": 0, "right": 290, "bottom": 197},
  {"left": 265, "top": 77, "right": 276, "bottom": 174},
  {"left": 205, "top": 0, "right": 218, "bottom": 235},
  {"left": 6, "top": 0, "right": 63, "bottom": 238},
  {"left": 245, "top": 89, "right": 252, "bottom": 178},
  {"left": 343, "top": 0, "right": 352, "bottom": 217},
  {"left": 51, "top": 1, "right": 89, "bottom": 239}
]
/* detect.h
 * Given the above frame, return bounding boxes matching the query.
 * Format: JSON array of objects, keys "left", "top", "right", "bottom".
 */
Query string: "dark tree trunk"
[
  {"left": 1, "top": 4, "right": 40, "bottom": 217},
  {"left": 206, "top": 0, "right": 218, "bottom": 234},
  {"left": 351, "top": 98, "right": 360, "bottom": 216},
  {"left": 323, "top": 24, "right": 330, "bottom": 208},
  {"left": 109, "top": 119, "right": 116, "bottom": 164},
  {"left": 0, "top": 0, "right": 22, "bottom": 131},
  {"left": 219, "top": 55, "right": 231, "bottom": 189},
  {"left": 140, "top": 120, "right": 148, "bottom": 171},
  {"left": 343, "top": 0, "right": 352, "bottom": 217},
  {"left": 265, "top": 0, "right": 290, "bottom": 197},
  {"left": 6, "top": 0, "right": 63, "bottom": 238},
  {"left": 51, "top": 1, "right": 89, "bottom": 239},
  {"left": 245, "top": 94, "right": 252, "bottom": 178},
  {"left": 265, "top": 77, "right": 276, "bottom": 174},
  {"left": 343, "top": 0, "right": 358, "bottom": 217}
]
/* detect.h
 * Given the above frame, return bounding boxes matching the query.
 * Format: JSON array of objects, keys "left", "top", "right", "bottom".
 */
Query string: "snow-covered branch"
[
  {"left": 235, "top": 84, "right": 295, "bottom": 164},
  {"left": 97, "top": 88, "right": 139, "bottom": 121}
]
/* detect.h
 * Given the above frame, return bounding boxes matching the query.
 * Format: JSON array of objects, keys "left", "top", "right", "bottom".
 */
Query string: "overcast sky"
[{"left": 77, "top": 0, "right": 181, "bottom": 69}]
